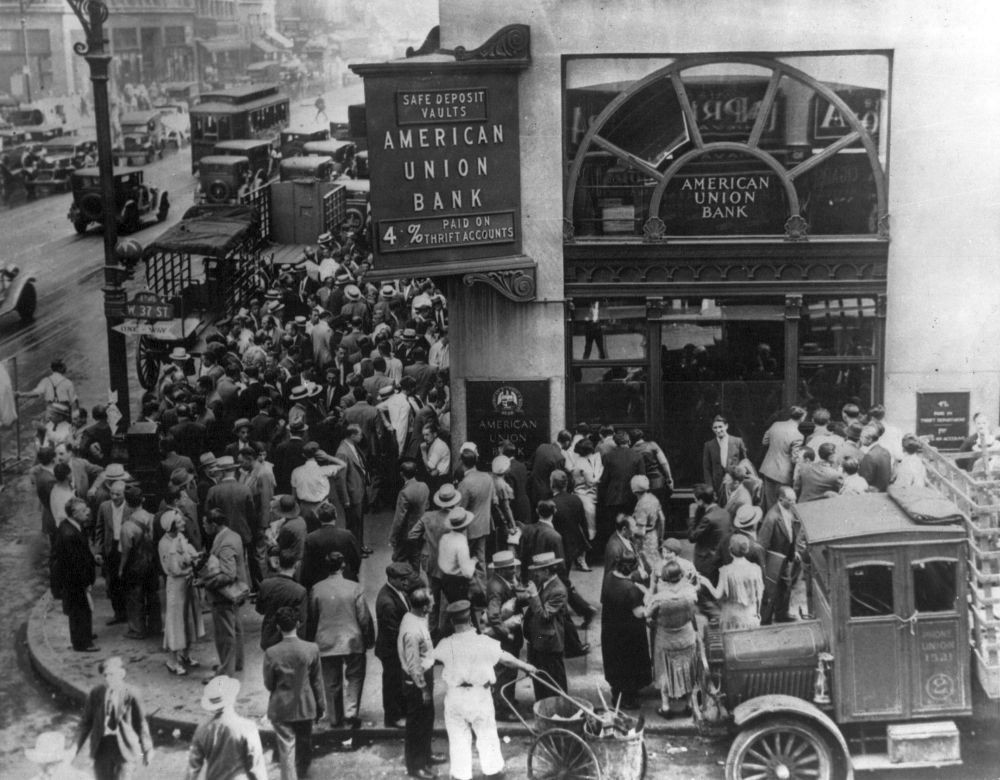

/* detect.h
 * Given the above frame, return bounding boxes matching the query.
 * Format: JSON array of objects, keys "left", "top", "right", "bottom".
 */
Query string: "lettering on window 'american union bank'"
[{"left": 681, "top": 175, "right": 771, "bottom": 219}]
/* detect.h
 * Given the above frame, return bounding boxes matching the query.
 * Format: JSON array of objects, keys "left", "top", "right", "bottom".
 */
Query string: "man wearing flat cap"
[
  {"left": 376, "top": 561, "right": 421, "bottom": 729},
  {"left": 432, "top": 599, "right": 536, "bottom": 780},
  {"left": 524, "top": 552, "right": 570, "bottom": 700}
]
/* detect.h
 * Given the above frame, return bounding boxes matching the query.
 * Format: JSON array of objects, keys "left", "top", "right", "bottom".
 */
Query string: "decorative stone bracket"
[
  {"left": 407, "top": 24, "right": 531, "bottom": 64},
  {"left": 463, "top": 266, "right": 537, "bottom": 302}
]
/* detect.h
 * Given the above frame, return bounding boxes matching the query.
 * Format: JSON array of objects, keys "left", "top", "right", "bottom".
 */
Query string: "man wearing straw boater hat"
[
  {"left": 432, "top": 599, "right": 537, "bottom": 780},
  {"left": 186, "top": 676, "right": 266, "bottom": 780},
  {"left": 408, "top": 482, "right": 463, "bottom": 639},
  {"left": 485, "top": 550, "right": 530, "bottom": 721},
  {"left": 524, "top": 551, "right": 570, "bottom": 701}
]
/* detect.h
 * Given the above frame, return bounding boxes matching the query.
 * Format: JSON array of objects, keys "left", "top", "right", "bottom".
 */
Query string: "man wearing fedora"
[
  {"left": 485, "top": 550, "right": 530, "bottom": 721},
  {"left": 205, "top": 455, "right": 257, "bottom": 582},
  {"left": 224, "top": 418, "right": 254, "bottom": 460},
  {"left": 456, "top": 442, "right": 494, "bottom": 573},
  {"left": 186, "top": 676, "right": 266, "bottom": 780},
  {"left": 524, "top": 551, "right": 570, "bottom": 700},
  {"left": 273, "top": 419, "right": 309, "bottom": 495},
  {"left": 25, "top": 730, "right": 87, "bottom": 779},
  {"left": 336, "top": 423, "right": 372, "bottom": 554},
  {"left": 95, "top": 480, "right": 131, "bottom": 626},
  {"left": 300, "top": 503, "right": 362, "bottom": 588},
  {"left": 200, "top": 509, "right": 249, "bottom": 677},
  {"left": 75, "top": 657, "right": 152, "bottom": 779},
  {"left": 432, "top": 599, "right": 537, "bottom": 780},
  {"left": 376, "top": 561, "right": 421, "bottom": 729},
  {"left": 437, "top": 506, "right": 478, "bottom": 618},
  {"left": 159, "top": 470, "right": 202, "bottom": 551},
  {"left": 409, "top": 483, "right": 463, "bottom": 639}
]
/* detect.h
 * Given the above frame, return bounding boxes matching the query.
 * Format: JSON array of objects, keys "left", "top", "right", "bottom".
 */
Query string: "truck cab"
[
  {"left": 212, "top": 139, "right": 275, "bottom": 183},
  {"left": 116, "top": 110, "right": 165, "bottom": 164},
  {"left": 711, "top": 490, "right": 972, "bottom": 779}
]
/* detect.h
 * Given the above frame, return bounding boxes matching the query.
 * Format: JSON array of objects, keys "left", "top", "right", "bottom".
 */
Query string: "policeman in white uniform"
[{"left": 432, "top": 600, "right": 536, "bottom": 780}]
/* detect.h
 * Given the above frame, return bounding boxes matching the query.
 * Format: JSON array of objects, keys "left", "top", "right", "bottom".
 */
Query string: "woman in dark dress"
[{"left": 600, "top": 555, "right": 652, "bottom": 708}]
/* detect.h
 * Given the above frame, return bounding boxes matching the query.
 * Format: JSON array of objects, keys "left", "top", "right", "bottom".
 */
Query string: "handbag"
[{"left": 201, "top": 553, "right": 250, "bottom": 605}]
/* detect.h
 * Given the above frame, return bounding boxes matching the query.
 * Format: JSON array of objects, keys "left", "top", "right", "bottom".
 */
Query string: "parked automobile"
[
  {"left": 31, "top": 135, "right": 97, "bottom": 195},
  {"left": 279, "top": 155, "right": 335, "bottom": 182},
  {"left": 196, "top": 155, "right": 257, "bottom": 204},
  {"left": 279, "top": 127, "right": 329, "bottom": 159},
  {"left": 211, "top": 139, "right": 275, "bottom": 182},
  {"left": 302, "top": 139, "right": 355, "bottom": 176},
  {"left": 114, "top": 110, "right": 165, "bottom": 165},
  {"left": 0, "top": 262, "right": 37, "bottom": 321},
  {"left": 68, "top": 167, "right": 169, "bottom": 234}
]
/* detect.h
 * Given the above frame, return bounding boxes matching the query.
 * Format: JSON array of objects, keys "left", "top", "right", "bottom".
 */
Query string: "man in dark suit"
[
  {"left": 597, "top": 431, "right": 643, "bottom": 549},
  {"left": 300, "top": 502, "right": 362, "bottom": 588},
  {"left": 256, "top": 547, "right": 307, "bottom": 650},
  {"left": 94, "top": 480, "right": 132, "bottom": 625},
  {"left": 524, "top": 552, "right": 569, "bottom": 701},
  {"left": 375, "top": 562, "right": 419, "bottom": 728},
  {"left": 264, "top": 606, "right": 326, "bottom": 780},
  {"left": 204, "top": 455, "right": 260, "bottom": 588},
  {"left": 336, "top": 423, "right": 371, "bottom": 552},
  {"left": 550, "top": 470, "right": 589, "bottom": 572},
  {"left": 798, "top": 442, "right": 844, "bottom": 501},
  {"left": 200, "top": 509, "right": 249, "bottom": 677},
  {"left": 75, "top": 656, "right": 153, "bottom": 779},
  {"left": 500, "top": 440, "right": 532, "bottom": 526},
  {"left": 688, "top": 484, "right": 732, "bottom": 586},
  {"left": 527, "top": 431, "right": 570, "bottom": 507},
  {"left": 758, "top": 486, "right": 807, "bottom": 623},
  {"left": 390, "top": 460, "right": 429, "bottom": 567},
  {"left": 51, "top": 497, "right": 99, "bottom": 652},
  {"left": 759, "top": 406, "right": 806, "bottom": 512},
  {"left": 859, "top": 421, "right": 893, "bottom": 492},
  {"left": 702, "top": 415, "right": 748, "bottom": 500},
  {"left": 273, "top": 419, "right": 309, "bottom": 494},
  {"left": 169, "top": 403, "right": 207, "bottom": 463},
  {"left": 31, "top": 446, "right": 58, "bottom": 540}
]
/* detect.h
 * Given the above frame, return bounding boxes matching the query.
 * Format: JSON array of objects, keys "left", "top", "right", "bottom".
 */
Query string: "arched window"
[{"left": 565, "top": 54, "right": 888, "bottom": 241}]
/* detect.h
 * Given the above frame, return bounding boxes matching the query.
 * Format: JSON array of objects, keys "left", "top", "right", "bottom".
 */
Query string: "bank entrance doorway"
[{"left": 567, "top": 294, "right": 883, "bottom": 491}]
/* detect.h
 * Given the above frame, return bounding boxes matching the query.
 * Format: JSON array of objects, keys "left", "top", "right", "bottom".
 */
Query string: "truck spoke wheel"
[{"left": 727, "top": 718, "right": 834, "bottom": 780}]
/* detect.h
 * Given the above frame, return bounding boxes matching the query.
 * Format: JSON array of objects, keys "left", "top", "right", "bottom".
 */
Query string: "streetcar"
[{"left": 188, "top": 83, "right": 290, "bottom": 173}]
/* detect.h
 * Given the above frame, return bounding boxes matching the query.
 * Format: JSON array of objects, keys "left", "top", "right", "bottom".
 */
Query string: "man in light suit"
[
  {"left": 75, "top": 656, "right": 153, "bottom": 780},
  {"left": 702, "top": 415, "right": 748, "bottom": 501},
  {"left": 758, "top": 486, "right": 807, "bottom": 623},
  {"left": 264, "top": 606, "right": 326, "bottom": 780},
  {"left": 200, "top": 509, "right": 249, "bottom": 677},
  {"left": 523, "top": 552, "right": 569, "bottom": 701},
  {"left": 95, "top": 480, "right": 131, "bottom": 625},
  {"left": 456, "top": 443, "right": 495, "bottom": 571},
  {"left": 759, "top": 406, "right": 806, "bottom": 512},
  {"left": 336, "top": 423, "right": 371, "bottom": 553}
]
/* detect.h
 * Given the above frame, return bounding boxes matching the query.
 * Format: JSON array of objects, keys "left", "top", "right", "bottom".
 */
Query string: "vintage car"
[
  {"left": 211, "top": 139, "right": 275, "bottom": 182},
  {"left": 337, "top": 176, "right": 370, "bottom": 232},
  {"left": 195, "top": 155, "right": 259, "bottom": 205},
  {"left": 31, "top": 135, "right": 97, "bottom": 195},
  {"left": 114, "top": 110, "right": 165, "bottom": 165},
  {"left": 0, "top": 262, "right": 37, "bottom": 321},
  {"left": 279, "top": 127, "right": 329, "bottom": 159},
  {"left": 153, "top": 103, "right": 190, "bottom": 148},
  {"left": 698, "top": 489, "right": 988, "bottom": 779},
  {"left": 302, "top": 138, "right": 355, "bottom": 176},
  {"left": 68, "top": 167, "right": 169, "bottom": 234},
  {"left": 278, "top": 154, "right": 335, "bottom": 182}
]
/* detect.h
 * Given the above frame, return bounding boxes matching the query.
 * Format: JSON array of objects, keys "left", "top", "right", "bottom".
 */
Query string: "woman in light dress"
[
  {"left": 645, "top": 560, "right": 699, "bottom": 718},
  {"left": 701, "top": 534, "right": 764, "bottom": 631},
  {"left": 158, "top": 509, "right": 204, "bottom": 675},
  {"left": 564, "top": 437, "right": 603, "bottom": 541}
]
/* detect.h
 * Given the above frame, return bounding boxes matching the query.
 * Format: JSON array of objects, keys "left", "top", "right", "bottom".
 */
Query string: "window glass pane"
[
  {"left": 798, "top": 363, "right": 873, "bottom": 416},
  {"left": 573, "top": 366, "right": 646, "bottom": 425},
  {"left": 849, "top": 564, "right": 894, "bottom": 617},
  {"left": 571, "top": 301, "right": 647, "bottom": 360},
  {"left": 800, "top": 297, "right": 877, "bottom": 357},
  {"left": 913, "top": 560, "right": 957, "bottom": 613}
]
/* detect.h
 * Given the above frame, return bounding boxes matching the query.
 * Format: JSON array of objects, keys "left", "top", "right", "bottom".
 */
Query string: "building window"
[{"left": 564, "top": 53, "right": 889, "bottom": 240}]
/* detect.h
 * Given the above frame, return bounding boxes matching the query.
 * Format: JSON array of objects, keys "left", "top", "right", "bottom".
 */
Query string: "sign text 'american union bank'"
[{"left": 358, "top": 70, "right": 523, "bottom": 271}]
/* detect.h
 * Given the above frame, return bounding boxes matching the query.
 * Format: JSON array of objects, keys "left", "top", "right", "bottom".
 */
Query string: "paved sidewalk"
[{"left": 27, "top": 508, "right": 700, "bottom": 742}]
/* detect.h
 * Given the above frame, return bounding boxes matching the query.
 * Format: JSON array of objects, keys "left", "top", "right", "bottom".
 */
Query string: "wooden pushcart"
[{"left": 500, "top": 671, "right": 647, "bottom": 780}]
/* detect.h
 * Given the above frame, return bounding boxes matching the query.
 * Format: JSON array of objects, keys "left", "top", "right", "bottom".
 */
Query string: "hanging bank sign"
[{"left": 351, "top": 29, "right": 529, "bottom": 274}]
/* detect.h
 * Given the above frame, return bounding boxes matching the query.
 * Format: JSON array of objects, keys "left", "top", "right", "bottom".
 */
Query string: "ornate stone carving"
[
  {"left": 642, "top": 216, "right": 666, "bottom": 242},
  {"left": 785, "top": 294, "right": 803, "bottom": 319},
  {"left": 784, "top": 214, "right": 809, "bottom": 241},
  {"left": 877, "top": 213, "right": 890, "bottom": 240},
  {"left": 562, "top": 218, "right": 575, "bottom": 243},
  {"left": 463, "top": 267, "right": 536, "bottom": 302},
  {"left": 406, "top": 26, "right": 441, "bottom": 58},
  {"left": 454, "top": 24, "right": 530, "bottom": 61}
]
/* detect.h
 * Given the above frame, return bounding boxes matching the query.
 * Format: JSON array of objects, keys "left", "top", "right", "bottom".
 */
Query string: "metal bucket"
[
  {"left": 584, "top": 714, "right": 646, "bottom": 780},
  {"left": 533, "top": 696, "right": 586, "bottom": 735}
]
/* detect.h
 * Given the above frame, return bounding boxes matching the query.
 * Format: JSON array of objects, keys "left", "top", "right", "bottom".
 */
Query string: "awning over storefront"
[
  {"left": 252, "top": 38, "right": 279, "bottom": 55},
  {"left": 196, "top": 37, "right": 250, "bottom": 55},
  {"left": 265, "top": 30, "right": 294, "bottom": 49}
]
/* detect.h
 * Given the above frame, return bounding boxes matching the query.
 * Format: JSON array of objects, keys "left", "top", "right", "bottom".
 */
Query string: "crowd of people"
[{"left": 23, "top": 226, "right": 944, "bottom": 777}]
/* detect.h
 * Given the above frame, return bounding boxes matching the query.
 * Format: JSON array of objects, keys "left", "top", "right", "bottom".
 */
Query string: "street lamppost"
[
  {"left": 18, "top": 0, "right": 33, "bottom": 103},
  {"left": 65, "top": 0, "right": 132, "bottom": 430}
]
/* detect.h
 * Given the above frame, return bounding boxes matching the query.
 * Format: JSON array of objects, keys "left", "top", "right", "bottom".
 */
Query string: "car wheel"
[
  {"left": 15, "top": 283, "right": 37, "bottom": 321},
  {"left": 78, "top": 192, "right": 103, "bottom": 222},
  {"left": 726, "top": 717, "right": 837, "bottom": 780},
  {"left": 73, "top": 218, "right": 88, "bottom": 234}
]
